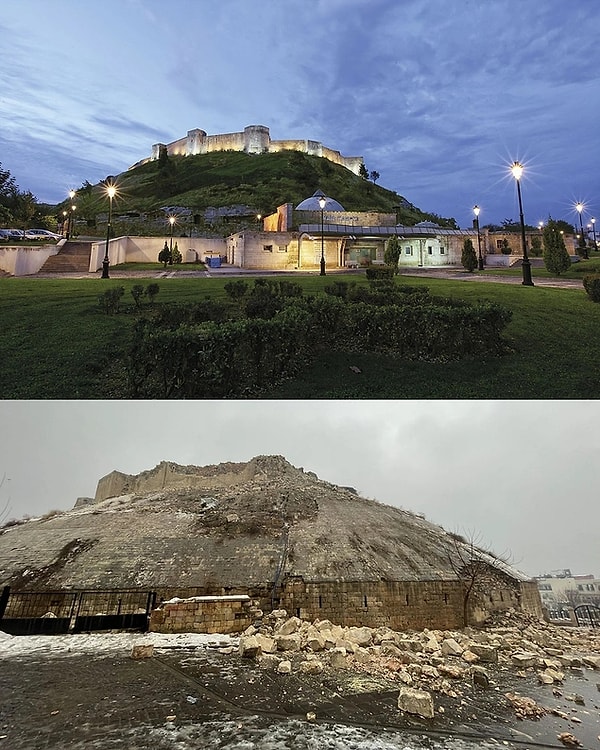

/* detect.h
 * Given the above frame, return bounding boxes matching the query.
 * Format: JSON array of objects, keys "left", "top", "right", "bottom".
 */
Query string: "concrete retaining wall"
[
  {"left": 0, "top": 244, "right": 60, "bottom": 276},
  {"left": 89, "top": 236, "right": 227, "bottom": 271}
]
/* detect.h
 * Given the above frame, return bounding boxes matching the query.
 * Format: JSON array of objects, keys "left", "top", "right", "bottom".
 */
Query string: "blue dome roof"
[{"left": 295, "top": 189, "right": 345, "bottom": 212}]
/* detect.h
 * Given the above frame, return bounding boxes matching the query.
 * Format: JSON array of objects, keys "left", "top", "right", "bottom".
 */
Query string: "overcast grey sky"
[
  {"left": 0, "top": 400, "right": 596, "bottom": 579},
  {"left": 1, "top": 0, "right": 599, "bottom": 228}
]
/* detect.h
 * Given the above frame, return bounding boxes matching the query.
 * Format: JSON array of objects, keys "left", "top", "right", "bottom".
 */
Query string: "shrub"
[
  {"left": 224, "top": 279, "right": 249, "bottom": 300},
  {"left": 158, "top": 242, "right": 171, "bottom": 267},
  {"left": 583, "top": 275, "right": 600, "bottom": 302},
  {"left": 98, "top": 286, "right": 125, "bottom": 314},
  {"left": 543, "top": 221, "right": 571, "bottom": 276},
  {"left": 131, "top": 284, "right": 145, "bottom": 309},
  {"left": 461, "top": 238, "right": 477, "bottom": 272},
  {"left": 324, "top": 280, "right": 352, "bottom": 299},
  {"left": 145, "top": 283, "right": 160, "bottom": 304},
  {"left": 365, "top": 265, "right": 396, "bottom": 280},
  {"left": 172, "top": 241, "right": 182, "bottom": 264}
]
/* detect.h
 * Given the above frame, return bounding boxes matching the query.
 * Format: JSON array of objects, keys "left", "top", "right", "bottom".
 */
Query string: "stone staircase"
[{"left": 39, "top": 241, "right": 92, "bottom": 273}]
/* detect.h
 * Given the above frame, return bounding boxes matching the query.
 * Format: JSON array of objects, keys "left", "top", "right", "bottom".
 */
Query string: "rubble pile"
[{"left": 234, "top": 608, "right": 600, "bottom": 723}]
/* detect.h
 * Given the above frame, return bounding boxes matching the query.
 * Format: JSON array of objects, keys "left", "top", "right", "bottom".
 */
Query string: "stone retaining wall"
[{"left": 149, "top": 595, "right": 261, "bottom": 634}]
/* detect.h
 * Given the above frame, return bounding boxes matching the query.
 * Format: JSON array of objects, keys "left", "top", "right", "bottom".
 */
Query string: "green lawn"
[{"left": 1, "top": 274, "right": 599, "bottom": 398}]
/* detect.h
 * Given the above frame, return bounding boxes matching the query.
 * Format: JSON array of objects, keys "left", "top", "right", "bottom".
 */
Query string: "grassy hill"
[{"left": 62, "top": 151, "right": 456, "bottom": 234}]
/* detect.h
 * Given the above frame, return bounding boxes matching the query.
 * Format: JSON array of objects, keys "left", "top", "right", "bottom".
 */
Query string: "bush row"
[{"left": 127, "top": 280, "right": 512, "bottom": 397}]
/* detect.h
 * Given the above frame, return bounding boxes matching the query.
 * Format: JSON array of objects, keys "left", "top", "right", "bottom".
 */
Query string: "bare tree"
[
  {"left": 446, "top": 529, "right": 514, "bottom": 627},
  {"left": 0, "top": 473, "right": 11, "bottom": 526}
]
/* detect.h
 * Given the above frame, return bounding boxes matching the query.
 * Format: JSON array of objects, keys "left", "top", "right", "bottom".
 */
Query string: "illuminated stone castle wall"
[{"left": 136, "top": 125, "right": 364, "bottom": 175}]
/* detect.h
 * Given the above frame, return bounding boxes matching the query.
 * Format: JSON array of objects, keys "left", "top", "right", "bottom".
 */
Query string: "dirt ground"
[{"left": 1, "top": 637, "right": 599, "bottom": 749}]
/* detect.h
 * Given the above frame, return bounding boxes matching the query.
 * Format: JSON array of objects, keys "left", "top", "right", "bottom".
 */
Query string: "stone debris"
[
  {"left": 557, "top": 731, "right": 582, "bottom": 746},
  {"left": 505, "top": 692, "right": 546, "bottom": 720},
  {"left": 231, "top": 607, "right": 600, "bottom": 722}
]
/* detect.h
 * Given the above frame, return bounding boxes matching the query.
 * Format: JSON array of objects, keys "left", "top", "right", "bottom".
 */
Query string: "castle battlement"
[{"left": 130, "top": 125, "right": 363, "bottom": 175}]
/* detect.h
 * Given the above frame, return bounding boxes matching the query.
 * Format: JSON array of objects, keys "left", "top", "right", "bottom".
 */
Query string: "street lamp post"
[
  {"left": 67, "top": 190, "right": 76, "bottom": 239},
  {"left": 591, "top": 217, "right": 597, "bottom": 253},
  {"left": 473, "top": 205, "right": 483, "bottom": 270},
  {"left": 102, "top": 179, "right": 116, "bottom": 279},
  {"left": 576, "top": 202, "right": 588, "bottom": 259},
  {"left": 511, "top": 162, "right": 534, "bottom": 286},
  {"left": 62, "top": 210, "right": 68, "bottom": 237},
  {"left": 169, "top": 216, "right": 175, "bottom": 263},
  {"left": 319, "top": 195, "right": 326, "bottom": 275}
]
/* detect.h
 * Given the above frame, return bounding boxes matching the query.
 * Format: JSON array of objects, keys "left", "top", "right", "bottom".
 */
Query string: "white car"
[{"left": 24, "top": 229, "right": 62, "bottom": 241}]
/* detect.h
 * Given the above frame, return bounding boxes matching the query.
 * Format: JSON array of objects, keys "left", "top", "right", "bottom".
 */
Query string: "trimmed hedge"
[
  {"left": 127, "top": 280, "right": 513, "bottom": 397},
  {"left": 583, "top": 275, "right": 600, "bottom": 303}
]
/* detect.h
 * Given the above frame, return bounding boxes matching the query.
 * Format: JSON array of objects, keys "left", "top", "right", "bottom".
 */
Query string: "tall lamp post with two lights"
[
  {"left": 67, "top": 190, "right": 76, "bottom": 239},
  {"left": 575, "top": 202, "right": 588, "bottom": 259},
  {"left": 511, "top": 162, "right": 533, "bottom": 286},
  {"left": 102, "top": 178, "right": 116, "bottom": 279},
  {"left": 319, "top": 194, "right": 326, "bottom": 275},
  {"left": 473, "top": 205, "right": 483, "bottom": 270}
]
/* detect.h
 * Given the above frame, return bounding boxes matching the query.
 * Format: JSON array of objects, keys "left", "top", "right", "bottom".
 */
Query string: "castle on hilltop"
[{"left": 130, "top": 124, "right": 364, "bottom": 175}]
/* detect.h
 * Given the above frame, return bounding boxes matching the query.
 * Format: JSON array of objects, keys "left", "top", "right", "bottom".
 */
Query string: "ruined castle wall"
[
  {"left": 94, "top": 461, "right": 266, "bottom": 502},
  {"left": 149, "top": 595, "right": 259, "bottom": 634},
  {"left": 278, "top": 578, "right": 541, "bottom": 630}
]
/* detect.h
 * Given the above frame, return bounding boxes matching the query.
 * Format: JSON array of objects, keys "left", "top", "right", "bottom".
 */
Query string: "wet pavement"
[{"left": 1, "top": 637, "right": 599, "bottom": 749}]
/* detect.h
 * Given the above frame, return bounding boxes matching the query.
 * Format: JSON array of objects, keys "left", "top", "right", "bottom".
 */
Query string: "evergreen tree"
[
  {"left": 461, "top": 238, "right": 477, "bottom": 272},
  {"left": 384, "top": 235, "right": 401, "bottom": 269},
  {"left": 543, "top": 219, "right": 571, "bottom": 275},
  {"left": 358, "top": 163, "right": 369, "bottom": 180},
  {"left": 158, "top": 241, "right": 171, "bottom": 267}
]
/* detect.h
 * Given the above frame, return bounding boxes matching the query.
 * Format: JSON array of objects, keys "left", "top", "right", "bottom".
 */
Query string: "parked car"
[
  {"left": 6, "top": 229, "right": 25, "bottom": 240},
  {"left": 0, "top": 229, "right": 12, "bottom": 240},
  {"left": 24, "top": 229, "right": 62, "bottom": 241}
]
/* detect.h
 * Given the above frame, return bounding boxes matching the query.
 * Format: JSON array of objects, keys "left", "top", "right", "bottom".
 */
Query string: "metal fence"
[{"left": 0, "top": 587, "right": 156, "bottom": 635}]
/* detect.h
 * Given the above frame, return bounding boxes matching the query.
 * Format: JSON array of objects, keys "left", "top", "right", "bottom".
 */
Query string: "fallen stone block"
[
  {"left": 277, "top": 660, "right": 292, "bottom": 674},
  {"left": 276, "top": 634, "right": 302, "bottom": 652},
  {"left": 469, "top": 644, "right": 498, "bottom": 663},
  {"left": 299, "top": 659, "right": 324, "bottom": 674},
  {"left": 441, "top": 638, "right": 463, "bottom": 656},
  {"left": 131, "top": 644, "right": 154, "bottom": 659},
  {"left": 239, "top": 634, "right": 261, "bottom": 659},
  {"left": 276, "top": 616, "right": 302, "bottom": 636},
  {"left": 397, "top": 686, "right": 434, "bottom": 718},
  {"left": 511, "top": 652, "right": 539, "bottom": 668},
  {"left": 582, "top": 655, "right": 600, "bottom": 670},
  {"left": 346, "top": 626, "right": 373, "bottom": 647}
]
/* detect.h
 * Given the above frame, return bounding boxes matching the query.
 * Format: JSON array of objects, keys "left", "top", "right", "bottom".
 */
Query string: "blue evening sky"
[{"left": 1, "top": 0, "right": 599, "bottom": 228}]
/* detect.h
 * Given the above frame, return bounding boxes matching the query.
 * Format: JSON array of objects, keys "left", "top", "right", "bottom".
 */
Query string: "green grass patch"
[{"left": 1, "top": 274, "right": 599, "bottom": 398}]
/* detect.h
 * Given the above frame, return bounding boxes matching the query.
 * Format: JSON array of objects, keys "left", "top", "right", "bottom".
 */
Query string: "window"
[
  {"left": 278, "top": 245, "right": 288, "bottom": 253},
  {"left": 428, "top": 246, "right": 433, "bottom": 255},
  {"left": 405, "top": 246, "right": 412, "bottom": 255},
  {"left": 263, "top": 244, "right": 273, "bottom": 253},
  {"left": 440, "top": 246, "right": 445, "bottom": 254},
  {"left": 496, "top": 239, "right": 504, "bottom": 250}
]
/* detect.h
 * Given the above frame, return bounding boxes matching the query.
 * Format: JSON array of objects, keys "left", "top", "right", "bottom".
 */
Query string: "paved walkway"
[
  {"left": 399, "top": 267, "right": 584, "bottom": 290},
  {"left": 25, "top": 266, "right": 586, "bottom": 289}
]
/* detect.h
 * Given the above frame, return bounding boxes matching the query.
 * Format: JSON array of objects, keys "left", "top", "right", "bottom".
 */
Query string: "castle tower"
[
  {"left": 186, "top": 129, "right": 207, "bottom": 156},
  {"left": 243, "top": 125, "right": 270, "bottom": 154}
]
